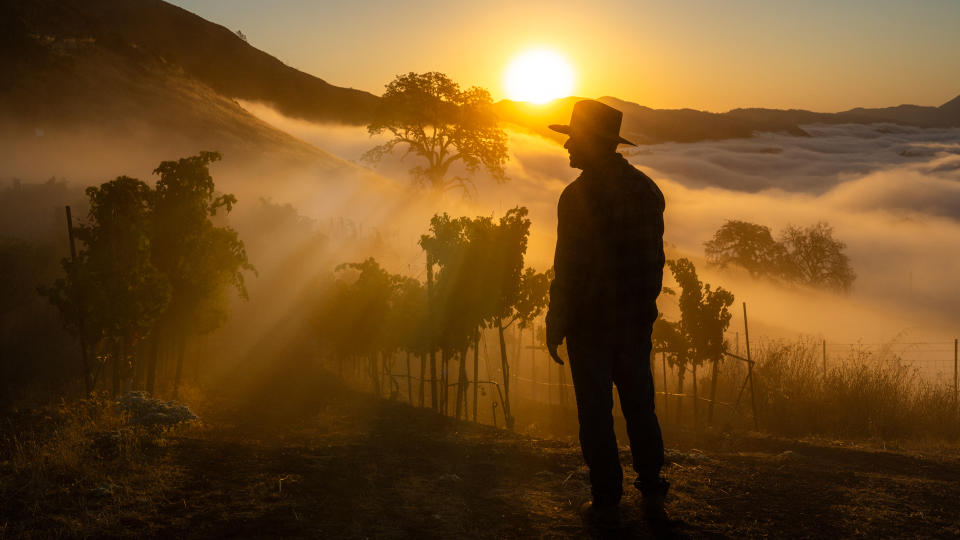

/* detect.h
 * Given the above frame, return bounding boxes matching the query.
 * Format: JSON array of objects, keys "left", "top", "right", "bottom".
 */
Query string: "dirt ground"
[{"left": 4, "top": 376, "right": 960, "bottom": 539}]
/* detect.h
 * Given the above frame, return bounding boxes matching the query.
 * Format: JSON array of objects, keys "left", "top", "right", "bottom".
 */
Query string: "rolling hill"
[
  {"left": 0, "top": 0, "right": 377, "bottom": 125},
  {"left": 494, "top": 94, "right": 960, "bottom": 146}
]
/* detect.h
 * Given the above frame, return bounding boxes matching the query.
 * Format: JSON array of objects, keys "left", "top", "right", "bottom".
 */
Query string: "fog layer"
[{"left": 239, "top": 101, "right": 960, "bottom": 346}]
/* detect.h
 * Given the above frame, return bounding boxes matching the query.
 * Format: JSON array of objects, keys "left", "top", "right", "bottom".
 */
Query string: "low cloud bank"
[{"left": 218, "top": 103, "right": 960, "bottom": 347}]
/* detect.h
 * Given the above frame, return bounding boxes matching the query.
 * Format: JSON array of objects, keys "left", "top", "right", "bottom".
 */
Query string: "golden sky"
[{"left": 170, "top": 0, "right": 960, "bottom": 112}]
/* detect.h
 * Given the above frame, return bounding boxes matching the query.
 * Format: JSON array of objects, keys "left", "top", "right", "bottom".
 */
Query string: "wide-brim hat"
[{"left": 549, "top": 99, "right": 636, "bottom": 146}]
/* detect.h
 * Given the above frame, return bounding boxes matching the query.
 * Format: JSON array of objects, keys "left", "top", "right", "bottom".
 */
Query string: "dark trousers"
[{"left": 567, "top": 328, "right": 664, "bottom": 506}]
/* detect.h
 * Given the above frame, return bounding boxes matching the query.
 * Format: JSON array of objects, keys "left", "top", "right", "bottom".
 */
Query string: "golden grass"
[
  {"left": 0, "top": 392, "right": 192, "bottom": 538},
  {"left": 751, "top": 338, "right": 960, "bottom": 440}
]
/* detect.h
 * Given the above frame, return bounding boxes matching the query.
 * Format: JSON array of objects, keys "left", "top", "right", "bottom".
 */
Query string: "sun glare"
[{"left": 504, "top": 49, "right": 575, "bottom": 104}]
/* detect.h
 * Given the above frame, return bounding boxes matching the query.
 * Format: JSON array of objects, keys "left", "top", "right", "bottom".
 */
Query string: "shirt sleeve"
[{"left": 546, "top": 189, "right": 575, "bottom": 342}]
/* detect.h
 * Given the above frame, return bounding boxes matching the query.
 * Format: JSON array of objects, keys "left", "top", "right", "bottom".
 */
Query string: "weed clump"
[
  {"left": 119, "top": 390, "right": 199, "bottom": 427},
  {"left": 752, "top": 338, "right": 960, "bottom": 440},
  {"left": 0, "top": 392, "right": 193, "bottom": 537}
]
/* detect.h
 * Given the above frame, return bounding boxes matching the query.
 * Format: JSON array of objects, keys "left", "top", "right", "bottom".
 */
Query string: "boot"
[
  {"left": 638, "top": 477, "right": 670, "bottom": 522},
  {"left": 579, "top": 501, "right": 620, "bottom": 530}
]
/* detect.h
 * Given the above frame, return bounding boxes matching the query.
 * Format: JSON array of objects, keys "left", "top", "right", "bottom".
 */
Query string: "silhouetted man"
[{"left": 545, "top": 100, "right": 669, "bottom": 527}]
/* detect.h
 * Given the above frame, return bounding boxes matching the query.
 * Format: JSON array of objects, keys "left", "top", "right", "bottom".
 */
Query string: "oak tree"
[{"left": 364, "top": 72, "right": 508, "bottom": 193}]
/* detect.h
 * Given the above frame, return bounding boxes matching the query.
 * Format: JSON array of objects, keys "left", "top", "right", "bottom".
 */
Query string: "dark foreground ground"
[{"left": 4, "top": 375, "right": 960, "bottom": 539}]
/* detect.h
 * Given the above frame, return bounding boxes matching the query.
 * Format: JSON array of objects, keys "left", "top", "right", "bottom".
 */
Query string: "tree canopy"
[
  {"left": 704, "top": 219, "right": 855, "bottom": 292},
  {"left": 42, "top": 153, "right": 253, "bottom": 395},
  {"left": 656, "top": 258, "right": 734, "bottom": 389},
  {"left": 780, "top": 222, "right": 856, "bottom": 292},
  {"left": 363, "top": 72, "right": 509, "bottom": 193},
  {"left": 704, "top": 220, "right": 788, "bottom": 278},
  {"left": 151, "top": 152, "right": 253, "bottom": 336},
  {"left": 43, "top": 176, "right": 171, "bottom": 392}
]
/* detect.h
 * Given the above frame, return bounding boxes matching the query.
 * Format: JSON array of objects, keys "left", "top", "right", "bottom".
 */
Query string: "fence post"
[
  {"left": 743, "top": 302, "right": 759, "bottom": 431},
  {"left": 692, "top": 361, "right": 699, "bottom": 430},
  {"left": 65, "top": 206, "right": 93, "bottom": 394},
  {"left": 708, "top": 356, "right": 719, "bottom": 426},
  {"left": 426, "top": 255, "right": 438, "bottom": 411},
  {"left": 823, "top": 339, "right": 827, "bottom": 379},
  {"left": 954, "top": 338, "right": 958, "bottom": 404},
  {"left": 473, "top": 329, "right": 479, "bottom": 422},
  {"left": 662, "top": 351, "right": 669, "bottom": 420}
]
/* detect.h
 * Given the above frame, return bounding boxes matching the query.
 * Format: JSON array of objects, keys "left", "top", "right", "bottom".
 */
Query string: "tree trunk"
[
  {"left": 676, "top": 370, "right": 684, "bottom": 424},
  {"left": 146, "top": 327, "right": 160, "bottom": 395},
  {"left": 419, "top": 353, "right": 426, "bottom": 408},
  {"left": 708, "top": 356, "right": 720, "bottom": 425},
  {"left": 441, "top": 348, "right": 449, "bottom": 415},
  {"left": 693, "top": 361, "right": 699, "bottom": 429},
  {"left": 455, "top": 348, "right": 465, "bottom": 420},
  {"left": 121, "top": 336, "right": 130, "bottom": 395},
  {"left": 426, "top": 255, "right": 437, "bottom": 411},
  {"left": 111, "top": 339, "right": 120, "bottom": 398},
  {"left": 387, "top": 352, "right": 396, "bottom": 399},
  {"left": 530, "top": 328, "right": 537, "bottom": 402},
  {"left": 406, "top": 351, "right": 413, "bottom": 405},
  {"left": 173, "top": 335, "right": 187, "bottom": 399},
  {"left": 133, "top": 337, "right": 146, "bottom": 390},
  {"left": 460, "top": 345, "right": 469, "bottom": 419},
  {"left": 473, "top": 329, "right": 479, "bottom": 422},
  {"left": 429, "top": 350, "right": 437, "bottom": 411},
  {"left": 514, "top": 327, "right": 523, "bottom": 393},
  {"left": 497, "top": 319, "right": 514, "bottom": 430},
  {"left": 371, "top": 354, "right": 381, "bottom": 397}
]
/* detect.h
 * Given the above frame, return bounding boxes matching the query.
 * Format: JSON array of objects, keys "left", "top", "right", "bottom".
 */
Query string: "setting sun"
[{"left": 504, "top": 49, "right": 575, "bottom": 104}]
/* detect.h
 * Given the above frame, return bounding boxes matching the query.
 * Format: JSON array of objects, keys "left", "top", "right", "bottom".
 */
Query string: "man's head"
[
  {"left": 549, "top": 100, "right": 635, "bottom": 170},
  {"left": 563, "top": 132, "right": 619, "bottom": 170}
]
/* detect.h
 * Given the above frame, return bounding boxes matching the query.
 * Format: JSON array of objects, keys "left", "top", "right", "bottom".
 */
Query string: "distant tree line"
[{"left": 704, "top": 220, "right": 855, "bottom": 292}]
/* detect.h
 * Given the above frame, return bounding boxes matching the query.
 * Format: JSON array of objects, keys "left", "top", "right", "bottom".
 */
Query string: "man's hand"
[
  {"left": 548, "top": 341, "right": 564, "bottom": 366},
  {"left": 545, "top": 312, "right": 565, "bottom": 365}
]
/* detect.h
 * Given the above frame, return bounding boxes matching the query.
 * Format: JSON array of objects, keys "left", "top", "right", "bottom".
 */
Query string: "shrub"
[{"left": 751, "top": 338, "right": 960, "bottom": 440}]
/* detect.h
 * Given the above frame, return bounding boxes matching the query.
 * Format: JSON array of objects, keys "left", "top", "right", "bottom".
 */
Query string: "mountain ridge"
[{"left": 494, "top": 93, "right": 960, "bottom": 146}]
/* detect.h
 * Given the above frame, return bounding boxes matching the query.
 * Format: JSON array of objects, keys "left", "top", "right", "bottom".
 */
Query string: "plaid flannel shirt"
[{"left": 546, "top": 154, "right": 665, "bottom": 344}]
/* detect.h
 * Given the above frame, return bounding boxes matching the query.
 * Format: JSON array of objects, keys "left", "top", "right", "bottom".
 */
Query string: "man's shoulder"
[
  {"left": 558, "top": 175, "right": 587, "bottom": 205},
  {"left": 620, "top": 159, "right": 665, "bottom": 210},
  {"left": 619, "top": 157, "right": 654, "bottom": 182}
]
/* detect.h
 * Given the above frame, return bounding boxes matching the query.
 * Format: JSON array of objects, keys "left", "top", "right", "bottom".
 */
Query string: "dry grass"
[
  {"left": 0, "top": 392, "right": 193, "bottom": 538},
  {"left": 751, "top": 338, "right": 960, "bottom": 440}
]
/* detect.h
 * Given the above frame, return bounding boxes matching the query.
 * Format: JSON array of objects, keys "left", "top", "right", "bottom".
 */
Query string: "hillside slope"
[
  {"left": 0, "top": 0, "right": 363, "bottom": 182},
  {"left": 4, "top": 372, "right": 959, "bottom": 538},
  {"left": 1, "top": 0, "right": 378, "bottom": 125}
]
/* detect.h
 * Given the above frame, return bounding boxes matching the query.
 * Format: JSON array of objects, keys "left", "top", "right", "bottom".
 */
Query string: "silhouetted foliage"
[
  {"left": 43, "top": 177, "right": 171, "bottom": 395},
  {"left": 418, "top": 207, "right": 537, "bottom": 425},
  {"left": 150, "top": 151, "right": 253, "bottom": 395},
  {"left": 658, "top": 258, "right": 734, "bottom": 406},
  {"left": 364, "top": 72, "right": 509, "bottom": 193},
  {"left": 704, "top": 219, "right": 855, "bottom": 292},
  {"left": 314, "top": 258, "right": 429, "bottom": 397},
  {"left": 779, "top": 222, "right": 855, "bottom": 292},
  {"left": 514, "top": 267, "right": 552, "bottom": 331},
  {"left": 704, "top": 220, "right": 789, "bottom": 278},
  {"left": 39, "top": 153, "right": 253, "bottom": 396}
]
